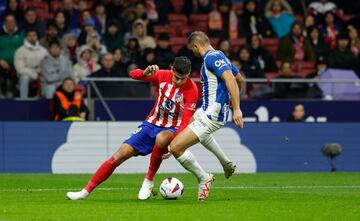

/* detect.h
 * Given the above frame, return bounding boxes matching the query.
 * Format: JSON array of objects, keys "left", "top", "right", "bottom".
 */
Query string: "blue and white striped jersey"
[{"left": 200, "top": 50, "right": 239, "bottom": 123}]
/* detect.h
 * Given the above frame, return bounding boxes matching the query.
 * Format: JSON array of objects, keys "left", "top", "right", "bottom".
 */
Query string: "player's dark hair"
[{"left": 173, "top": 56, "right": 191, "bottom": 76}]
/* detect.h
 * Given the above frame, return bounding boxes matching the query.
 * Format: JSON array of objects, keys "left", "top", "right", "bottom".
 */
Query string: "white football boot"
[
  {"left": 198, "top": 174, "right": 215, "bottom": 200},
  {"left": 138, "top": 178, "right": 154, "bottom": 200},
  {"left": 223, "top": 161, "right": 237, "bottom": 179},
  {"left": 66, "top": 189, "right": 89, "bottom": 200}
]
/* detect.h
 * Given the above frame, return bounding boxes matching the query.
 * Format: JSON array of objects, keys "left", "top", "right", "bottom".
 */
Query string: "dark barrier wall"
[
  {"left": 1, "top": 99, "right": 360, "bottom": 122},
  {"left": 0, "top": 122, "right": 359, "bottom": 173}
]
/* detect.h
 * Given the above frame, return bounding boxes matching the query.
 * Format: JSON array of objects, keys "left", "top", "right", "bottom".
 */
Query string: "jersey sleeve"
[
  {"left": 204, "top": 52, "right": 232, "bottom": 78},
  {"left": 176, "top": 82, "right": 199, "bottom": 135},
  {"left": 129, "top": 69, "right": 161, "bottom": 84},
  {"left": 231, "top": 64, "right": 240, "bottom": 77}
]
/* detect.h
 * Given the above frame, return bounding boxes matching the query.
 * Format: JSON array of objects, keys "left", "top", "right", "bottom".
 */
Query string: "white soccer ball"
[{"left": 159, "top": 177, "right": 184, "bottom": 199}]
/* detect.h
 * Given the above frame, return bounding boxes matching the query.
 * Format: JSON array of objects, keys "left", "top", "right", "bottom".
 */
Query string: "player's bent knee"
[{"left": 155, "top": 130, "right": 175, "bottom": 148}]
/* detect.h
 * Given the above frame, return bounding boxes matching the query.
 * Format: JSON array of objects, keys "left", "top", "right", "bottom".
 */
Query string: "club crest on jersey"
[{"left": 175, "top": 93, "right": 183, "bottom": 102}]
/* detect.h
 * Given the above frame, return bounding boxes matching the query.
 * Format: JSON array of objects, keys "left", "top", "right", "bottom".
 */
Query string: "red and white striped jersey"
[{"left": 130, "top": 69, "right": 198, "bottom": 133}]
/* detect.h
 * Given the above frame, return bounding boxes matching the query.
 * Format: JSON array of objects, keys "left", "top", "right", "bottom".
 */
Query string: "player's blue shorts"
[{"left": 123, "top": 121, "right": 177, "bottom": 156}]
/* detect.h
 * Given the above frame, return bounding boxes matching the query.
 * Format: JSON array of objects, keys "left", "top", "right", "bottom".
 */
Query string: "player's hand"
[
  {"left": 143, "top": 65, "right": 159, "bottom": 77},
  {"left": 233, "top": 108, "right": 244, "bottom": 128},
  {"left": 162, "top": 146, "right": 172, "bottom": 160}
]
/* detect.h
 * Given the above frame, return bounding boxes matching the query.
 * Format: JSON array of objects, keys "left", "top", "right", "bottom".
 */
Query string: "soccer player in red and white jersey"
[{"left": 66, "top": 56, "right": 199, "bottom": 200}]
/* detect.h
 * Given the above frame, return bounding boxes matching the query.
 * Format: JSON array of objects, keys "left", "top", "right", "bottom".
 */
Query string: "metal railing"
[{"left": 84, "top": 77, "right": 360, "bottom": 121}]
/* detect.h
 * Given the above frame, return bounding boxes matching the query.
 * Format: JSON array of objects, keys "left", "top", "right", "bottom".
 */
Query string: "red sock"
[
  {"left": 85, "top": 156, "right": 119, "bottom": 193},
  {"left": 146, "top": 145, "right": 167, "bottom": 181}
]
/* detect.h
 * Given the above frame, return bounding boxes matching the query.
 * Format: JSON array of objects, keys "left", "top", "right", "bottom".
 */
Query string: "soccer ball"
[{"left": 159, "top": 177, "right": 184, "bottom": 199}]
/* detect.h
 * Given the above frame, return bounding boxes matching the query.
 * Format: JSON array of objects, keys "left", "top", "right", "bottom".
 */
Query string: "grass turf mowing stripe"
[{"left": 1, "top": 185, "right": 360, "bottom": 192}]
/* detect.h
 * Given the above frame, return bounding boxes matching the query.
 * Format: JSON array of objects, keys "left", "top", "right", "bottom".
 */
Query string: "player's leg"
[
  {"left": 139, "top": 130, "right": 175, "bottom": 200},
  {"left": 169, "top": 126, "right": 214, "bottom": 200},
  {"left": 201, "top": 135, "right": 236, "bottom": 179},
  {"left": 66, "top": 144, "right": 138, "bottom": 200}
]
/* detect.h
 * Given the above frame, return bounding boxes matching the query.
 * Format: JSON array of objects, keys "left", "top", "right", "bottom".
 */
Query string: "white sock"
[
  {"left": 176, "top": 150, "right": 208, "bottom": 182},
  {"left": 201, "top": 135, "right": 230, "bottom": 166}
]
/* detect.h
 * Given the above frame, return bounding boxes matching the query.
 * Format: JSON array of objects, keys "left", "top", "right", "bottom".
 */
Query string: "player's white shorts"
[{"left": 188, "top": 109, "right": 225, "bottom": 142}]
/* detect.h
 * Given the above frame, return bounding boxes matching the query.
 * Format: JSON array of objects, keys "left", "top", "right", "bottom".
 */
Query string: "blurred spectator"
[
  {"left": 112, "top": 48, "right": 129, "bottom": 77},
  {"left": 208, "top": 0, "right": 238, "bottom": 39},
  {"left": 155, "top": 0, "right": 172, "bottom": 24},
  {"left": 73, "top": 45, "right": 101, "bottom": 83},
  {"left": 306, "top": 56, "right": 326, "bottom": 98},
  {"left": 86, "top": 30, "right": 107, "bottom": 57},
  {"left": 62, "top": 104, "right": 85, "bottom": 121},
  {"left": 91, "top": 53, "right": 122, "bottom": 97},
  {"left": 265, "top": 0, "right": 295, "bottom": 38},
  {"left": 154, "top": 33, "right": 175, "bottom": 69},
  {"left": 277, "top": 22, "right": 316, "bottom": 62},
  {"left": 121, "top": 8, "right": 137, "bottom": 34},
  {"left": 51, "top": 78, "right": 88, "bottom": 121},
  {"left": 123, "top": 37, "right": 141, "bottom": 64},
  {"left": 249, "top": 34, "right": 278, "bottom": 72},
  {"left": 2, "top": 0, "right": 22, "bottom": 23},
  {"left": 218, "top": 39, "right": 235, "bottom": 60},
  {"left": 14, "top": 29, "right": 47, "bottom": 99},
  {"left": 237, "top": 45, "right": 264, "bottom": 78},
  {"left": 137, "top": 48, "right": 156, "bottom": 69},
  {"left": 0, "top": 14, "right": 23, "bottom": 97},
  {"left": 21, "top": 8, "right": 46, "bottom": 38},
  {"left": 347, "top": 25, "right": 360, "bottom": 57},
  {"left": 40, "top": 22, "right": 61, "bottom": 49},
  {"left": 308, "top": 25, "right": 330, "bottom": 57},
  {"left": 77, "top": 0, "right": 90, "bottom": 26},
  {"left": 321, "top": 12, "right": 341, "bottom": 49},
  {"left": 327, "top": 33, "right": 359, "bottom": 76},
  {"left": 177, "top": 42, "right": 202, "bottom": 75},
  {"left": 124, "top": 19, "right": 156, "bottom": 50},
  {"left": 62, "top": 33, "right": 78, "bottom": 64},
  {"left": 308, "top": 0, "right": 337, "bottom": 23},
  {"left": 273, "top": 61, "right": 308, "bottom": 98},
  {"left": 304, "top": 15, "right": 316, "bottom": 33},
  {"left": 40, "top": 40, "right": 74, "bottom": 99},
  {"left": 78, "top": 18, "right": 100, "bottom": 46},
  {"left": 106, "top": 0, "right": 125, "bottom": 21},
  {"left": 93, "top": 3, "right": 107, "bottom": 35},
  {"left": 287, "top": 104, "right": 305, "bottom": 122},
  {"left": 54, "top": 11, "right": 70, "bottom": 38},
  {"left": 183, "top": 0, "right": 213, "bottom": 14},
  {"left": 104, "top": 20, "right": 124, "bottom": 53},
  {"left": 62, "top": 0, "right": 81, "bottom": 30},
  {"left": 241, "top": 0, "right": 274, "bottom": 38}
]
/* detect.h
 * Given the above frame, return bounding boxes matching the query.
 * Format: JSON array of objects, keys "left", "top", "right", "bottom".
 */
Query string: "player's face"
[{"left": 172, "top": 71, "right": 188, "bottom": 87}]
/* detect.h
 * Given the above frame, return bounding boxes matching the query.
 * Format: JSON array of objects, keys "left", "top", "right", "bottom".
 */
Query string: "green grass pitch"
[{"left": 0, "top": 173, "right": 360, "bottom": 221}]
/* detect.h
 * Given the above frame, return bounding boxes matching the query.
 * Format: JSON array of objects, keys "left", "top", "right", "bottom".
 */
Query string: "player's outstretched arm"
[
  {"left": 222, "top": 70, "right": 244, "bottom": 128},
  {"left": 129, "top": 65, "right": 160, "bottom": 83}
]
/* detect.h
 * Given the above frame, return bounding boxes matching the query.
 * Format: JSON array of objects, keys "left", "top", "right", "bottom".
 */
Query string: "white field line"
[{"left": 1, "top": 185, "right": 360, "bottom": 192}]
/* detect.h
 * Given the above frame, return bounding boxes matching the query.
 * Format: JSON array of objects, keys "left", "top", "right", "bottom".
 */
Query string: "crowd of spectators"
[{"left": 0, "top": 0, "right": 359, "bottom": 100}]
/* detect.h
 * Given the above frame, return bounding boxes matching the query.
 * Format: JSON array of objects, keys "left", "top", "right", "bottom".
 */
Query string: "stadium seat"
[
  {"left": 189, "top": 14, "right": 208, "bottom": 25},
  {"left": 232, "top": 3, "right": 244, "bottom": 14},
  {"left": 168, "top": 14, "right": 188, "bottom": 25},
  {"left": 153, "top": 25, "right": 177, "bottom": 37},
  {"left": 170, "top": 37, "right": 187, "bottom": 54},
  {"left": 210, "top": 37, "right": 220, "bottom": 46},
  {"left": 170, "top": 0, "right": 185, "bottom": 13},
  {"left": 50, "top": 1, "right": 62, "bottom": 12},
  {"left": 230, "top": 38, "right": 246, "bottom": 52}
]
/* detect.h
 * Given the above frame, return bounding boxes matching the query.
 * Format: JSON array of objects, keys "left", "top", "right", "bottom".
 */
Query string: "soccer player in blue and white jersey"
[{"left": 164, "top": 31, "right": 245, "bottom": 200}]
